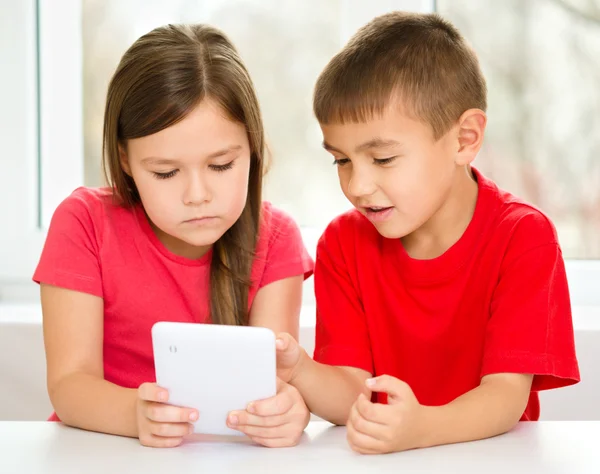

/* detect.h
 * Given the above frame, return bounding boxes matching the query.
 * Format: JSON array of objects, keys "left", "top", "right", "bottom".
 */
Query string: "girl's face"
[{"left": 121, "top": 99, "right": 252, "bottom": 259}]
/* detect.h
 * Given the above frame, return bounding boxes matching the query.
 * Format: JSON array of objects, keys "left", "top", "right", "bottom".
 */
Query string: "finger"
[
  {"left": 247, "top": 390, "right": 293, "bottom": 417},
  {"left": 138, "top": 383, "right": 169, "bottom": 403},
  {"left": 147, "top": 420, "right": 194, "bottom": 438},
  {"left": 234, "top": 423, "right": 297, "bottom": 439},
  {"left": 145, "top": 402, "right": 199, "bottom": 423},
  {"left": 365, "top": 375, "right": 412, "bottom": 402},
  {"left": 227, "top": 411, "right": 287, "bottom": 428},
  {"left": 275, "top": 332, "right": 296, "bottom": 352},
  {"left": 348, "top": 400, "right": 389, "bottom": 440},
  {"left": 275, "top": 333, "right": 301, "bottom": 370},
  {"left": 346, "top": 418, "right": 385, "bottom": 454},
  {"left": 355, "top": 393, "right": 389, "bottom": 424},
  {"left": 347, "top": 438, "right": 379, "bottom": 455},
  {"left": 139, "top": 433, "right": 185, "bottom": 448},
  {"left": 250, "top": 435, "right": 301, "bottom": 448}
]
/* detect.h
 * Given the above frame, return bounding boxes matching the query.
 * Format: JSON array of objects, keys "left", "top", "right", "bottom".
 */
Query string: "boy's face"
[{"left": 320, "top": 106, "right": 463, "bottom": 239}]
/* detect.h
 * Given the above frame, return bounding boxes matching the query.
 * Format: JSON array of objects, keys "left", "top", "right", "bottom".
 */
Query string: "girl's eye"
[
  {"left": 373, "top": 156, "right": 397, "bottom": 165},
  {"left": 209, "top": 161, "right": 234, "bottom": 172},
  {"left": 153, "top": 170, "right": 178, "bottom": 180},
  {"left": 332, "top": 158, "right": 350, "bottom": 167}
]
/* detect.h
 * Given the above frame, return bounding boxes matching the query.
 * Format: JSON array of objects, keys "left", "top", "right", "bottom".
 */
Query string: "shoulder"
[
  {"left": 479, "top": 172, "right": 561, "bottom": 268},
  {"left": 491, "top": 183, "right": 559, "bottom": 248},
  {"left": 50, "top": 187, "right": 116, "bottom": 228},
  {"left": 252, "top": 202, "right": 314, "bottom": 286},
  {"left": 49, "top": 187, "right": 138, "bottom": 250},
  {"left": 258, "top": 201, "right": 303, "bottom": 245}
]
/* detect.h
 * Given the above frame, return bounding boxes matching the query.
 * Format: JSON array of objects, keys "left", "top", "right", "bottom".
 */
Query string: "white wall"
[{"left": 0, "top": 304, "right": 598, "bottom": 422}]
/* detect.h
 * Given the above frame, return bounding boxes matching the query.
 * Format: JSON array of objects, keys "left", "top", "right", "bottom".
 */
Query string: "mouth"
[
  {"left": 362, "top": 206, "right": 393, "bottom": 213},
  {"left": 362, "top": 206, "right": 394, "bottom": 222},
  {"left": 183, "top": 216, "right": 218, "bottom": 224}
]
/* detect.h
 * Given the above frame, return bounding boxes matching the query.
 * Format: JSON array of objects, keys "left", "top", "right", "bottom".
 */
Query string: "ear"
[
  {"left": 455, "top": 108, "right": 486, "bottom": 166},
  {"left": 119, "top": 143, "right": 132, "bottom": 176}
]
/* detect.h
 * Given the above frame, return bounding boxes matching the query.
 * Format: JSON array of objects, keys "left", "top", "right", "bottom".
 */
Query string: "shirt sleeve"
[
  {"left": 32, "top": 189, "right": 104, "bottom": 298},
  {"left": 313, "top": 219, "right": 373, "bottom": 374},
  {"left": 258, "top": 206, "right": 314, "bottom": 289},
  {"left": 481, "top": 215, "right": 580, "bottom": 391}
]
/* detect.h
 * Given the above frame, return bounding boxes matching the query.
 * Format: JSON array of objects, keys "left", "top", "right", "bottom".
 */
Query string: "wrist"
[
  {"left": 288, "top": 346, "right": 310, "bottom": 386},
  {"left": 415, "top": 404, "right": 440, "bottom": 449},
  {"left": 131, "top": 388, "right": 144, "bottom": 438}
]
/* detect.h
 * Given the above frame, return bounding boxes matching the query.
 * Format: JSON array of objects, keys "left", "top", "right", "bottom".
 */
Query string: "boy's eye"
[
  {"left": 153, "top": 170, "right": 178, "bottom": 180},
  {"left": 209, "top": 161, "right": 235, "bottom": 172},
  {"left": 332, "top": 158, "right": 350, "bottom": 167},
  {"left": 373, "top": 156, "right": 397, "bottom": 165}
]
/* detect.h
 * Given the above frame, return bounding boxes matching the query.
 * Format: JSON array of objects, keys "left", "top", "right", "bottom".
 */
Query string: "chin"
[
  {"left": 179, "top": 229, "right": 226, "bottom": 248},
  {"left": 371, "top": 225, "right": 402, "bottom": 240},
  {"left": 370, "top": 221, "right": 413, "bottom": 240}
]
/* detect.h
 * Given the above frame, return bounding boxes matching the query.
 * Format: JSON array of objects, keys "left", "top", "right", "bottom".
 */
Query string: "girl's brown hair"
[
  {"left": 102, "top": 24, "right": 265, "bottom": 326},
  {"left": 314, "top": 12, "right": 487, "bottom": 140}
]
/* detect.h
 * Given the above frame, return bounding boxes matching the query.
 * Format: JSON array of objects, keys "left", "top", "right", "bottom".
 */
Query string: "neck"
[
  {"left": 402, "top": 165, "right": 478, "bottom": 260},
  {"left": 149, "top": 217, "right": 212, "bottom": 260}
]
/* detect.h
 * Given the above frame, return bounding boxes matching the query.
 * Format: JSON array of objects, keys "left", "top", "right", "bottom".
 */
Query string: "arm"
[
  {"left": 285, "top": 219, "right": 374, "bottom": 425},
  {"left": 248, "top": 275, "right": 303, "bottom": 339},
  {"left": 249, "top": 230, "right": 372, "bottom": 425},
  {"left": 37, "top": 193, "right": 196, "bottom": 446},
  {"left": 420, "top": 372, "right": 533, "bottom": 446},
  {"left": 346, "top": 372, "right": 532, "bottom": 454},
  {"left": 280, "top": 336, "right": 371, "bottom": 426},
  {"left": 43, "top": 284, "right": 197, "bottom": 446},
  {"left": 42, "top": 284, "right": 139, "bottom": 437},
  {"left": 418, "top": 226, "right": 576, "bottom": 446}
]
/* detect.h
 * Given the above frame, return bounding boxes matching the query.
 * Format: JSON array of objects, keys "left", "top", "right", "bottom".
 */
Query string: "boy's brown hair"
[{"left": 314, "top": 11, "right": 487, "bottom": 139}]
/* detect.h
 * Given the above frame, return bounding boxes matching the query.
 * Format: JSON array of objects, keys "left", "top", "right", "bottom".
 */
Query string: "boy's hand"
[
  {"left": 274, "top": 332, "right": 306, "bottom": 384},
  {"left": 346, "top": 375, "right": 427, "bottom": 454},
  {"left": 136, "top": 383, "right": 198, "bottom": 448},
  {"left": 226, "top": 377, "right": 310, "bottom": 448}
]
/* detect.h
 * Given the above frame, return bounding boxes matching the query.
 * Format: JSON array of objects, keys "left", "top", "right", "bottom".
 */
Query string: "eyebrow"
[
  {"left": 322, "top": 138, "right": 402, "bottom": 154},
  {"left": 140, "top": 145, "right": 243, "bottom": 165}
]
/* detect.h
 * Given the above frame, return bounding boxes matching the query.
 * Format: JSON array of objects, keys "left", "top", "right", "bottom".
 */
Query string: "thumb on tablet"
[
  {"left": 275, "top": 333, "right": 303, "bottom": 383},
  {"left": 275, "top": 332, "right": 295, "bottom": 351}
]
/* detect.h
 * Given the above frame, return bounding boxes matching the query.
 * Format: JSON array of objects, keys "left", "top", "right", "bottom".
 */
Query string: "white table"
[{"left": 0, "top": 421, "right": 598, "bottom": 473}]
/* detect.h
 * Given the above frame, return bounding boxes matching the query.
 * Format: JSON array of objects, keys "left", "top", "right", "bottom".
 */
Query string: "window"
[
  {"left": 437, "top": 0, "right": 600, "bottom": 260},
  {"left": 1, "top": 0, "right": 598, "bottom": 307},
  {"left": 0, "top": 0, "right": 43, "bottom": 287},
  {"left": 437, "top": 0, "right": 600, "bottom": 305}
]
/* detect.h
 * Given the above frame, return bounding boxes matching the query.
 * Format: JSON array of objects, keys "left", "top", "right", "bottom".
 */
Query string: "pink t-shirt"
[{"left": 33, "top": 187, "right": 314, "bottom": 420}]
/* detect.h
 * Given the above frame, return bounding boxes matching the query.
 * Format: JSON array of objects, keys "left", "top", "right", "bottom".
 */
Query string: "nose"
[
  {"left": 346, "top": 166, "right": 377, "bottom": 199},
  {"left": 183, "top": 171, "right": 211, "bottom": 205}
]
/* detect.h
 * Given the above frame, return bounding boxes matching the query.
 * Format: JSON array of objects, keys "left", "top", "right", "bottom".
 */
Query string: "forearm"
[
  {"left": 290, "top": 350, "right": 369, "bottom": 425},
  {"left": 50, "top": 372, "right": 139, "bottom": 437},
  {"left": 420, "top": 375, "right": 532, "bottom": 448}
]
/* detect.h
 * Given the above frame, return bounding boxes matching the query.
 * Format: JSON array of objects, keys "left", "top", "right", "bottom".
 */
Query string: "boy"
[{"left": 234, "top": 12, "right": 580, "bottom": 454}]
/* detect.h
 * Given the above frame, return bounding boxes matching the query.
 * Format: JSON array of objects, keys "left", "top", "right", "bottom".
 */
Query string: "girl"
[{"left": 33, "top": 23, "right": 313, "bottom": 448}]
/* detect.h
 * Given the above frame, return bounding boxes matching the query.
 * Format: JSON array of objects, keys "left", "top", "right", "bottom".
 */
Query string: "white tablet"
[{"left": 151, "top": 321, "right": 277, "bottom": 436}]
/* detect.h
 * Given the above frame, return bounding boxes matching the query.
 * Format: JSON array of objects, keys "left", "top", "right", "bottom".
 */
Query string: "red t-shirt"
[
  {"left": 313, "top": 168, "right": 579, "bottom": 421},
  {"left": 33, "top": 187, "right": 314, "bottom": 421}
]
